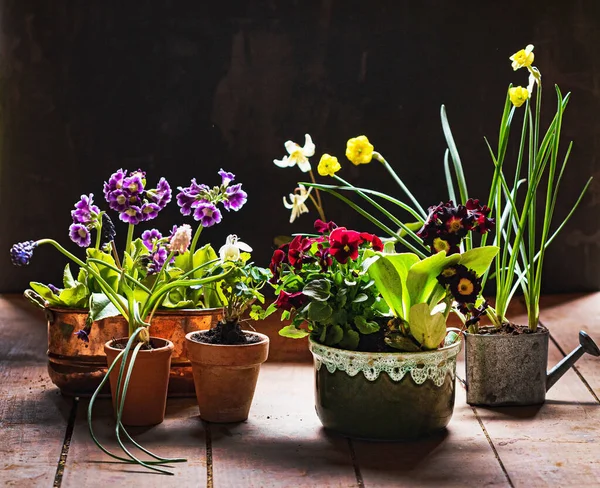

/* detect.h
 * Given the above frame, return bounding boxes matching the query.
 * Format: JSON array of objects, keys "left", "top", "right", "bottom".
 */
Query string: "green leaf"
[
  {"left": 88, "top": 293, "right": 121, "bottom": 322},
  {"left": 302, "top": 279, "right": 331, "bottom": 301},
  {"left": 77, "top": 267, "right": 87, "bottom": 284},
  {"left": 307, "top": 301, "right": 333, "bottom": 322},
  {"left": 193, "top": 244, "right": 218, "bottom": 278},
  {"left": 279, "top": 325, "right": 309, "bottom": 338},
  {"left": 366, "top": 253, "right": 420, "bottom": 319},
  {"left": 407, "top": 251, "right": 460, "bottom": 307},
  {"left": 338, "top": 329, "right": 360, "bottom": 350},
  {"left": 87, "top": 248, "right": 120, "bottom": 293},
  {"left": 352, "top": 293, "right": 368, "bottom": 303},
  {"left": 30, "top": 282, "right": 62, "bottom": 306},
  {"left": 409, "top": 303, "right": 447, "bottom": 350},
  {"left": 63, "top": 264, "right": 77, "bottom": 288},
  {"left": 385, "top": 332, "right": 421, "bottom": 352},
  {"left": 354, "top": 316, "right": 379, "bottom": 334},
  {"left": 458, "top": 246, "right": 500, "bottom": 276},
  {"left": 325, "top": 325, "right": 344, "bottom": 345},
  {"left": 59, "top": 283, "right": 88, "bottom": 308}
]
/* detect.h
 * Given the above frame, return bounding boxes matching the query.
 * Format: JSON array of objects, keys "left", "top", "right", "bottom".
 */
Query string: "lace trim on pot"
[{"left": 310, "top": 341, "right": 461, "bottom": 386}]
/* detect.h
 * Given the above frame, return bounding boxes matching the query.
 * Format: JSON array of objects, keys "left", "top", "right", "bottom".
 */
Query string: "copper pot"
[{"left": 27, "top": 290, "right": 222, "bottom": 397}]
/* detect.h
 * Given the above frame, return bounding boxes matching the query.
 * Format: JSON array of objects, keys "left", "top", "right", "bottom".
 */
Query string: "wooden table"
[{"left": 1, "top": 293, "right": 599, "bottom": 487}]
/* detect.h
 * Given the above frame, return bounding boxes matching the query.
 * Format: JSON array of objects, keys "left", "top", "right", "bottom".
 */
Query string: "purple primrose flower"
[
  {"left": 147, "top": 247, "right": 169, "bottom": 275},
  {"left": 71, "top": 194, "right": 100, "bottom": 225},
  {"left": 10, "top": 240, "right": 38, "bottom": 266},
  {"left": 193, "top": 201, "right": 222, "bottom": 227},
  {"left": 141, "top": 229, "right": 163, "bottom": 251},
  {"left": 223, "top": 184, "right": 248, "bottom": 211},
  {"left": 69, "top": 223, "right": 91, "bottom": 247},
  {"left": 218, "top": 169, "right": 235, "bottom": 187}
]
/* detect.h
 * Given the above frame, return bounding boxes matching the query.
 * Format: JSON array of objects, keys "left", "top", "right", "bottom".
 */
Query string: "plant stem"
[
  {"left": 308, "top": 170, "right": 326, "bottom": 221},
  {"left": 188, "top": 225, "right": 204, "bottom": 272}
]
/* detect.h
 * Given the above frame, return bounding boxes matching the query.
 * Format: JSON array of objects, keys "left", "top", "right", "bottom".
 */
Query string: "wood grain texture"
[
  {"left": 209, "top": 363, "right": 359, "bottom": 487},
  {"left": 474, "top": 339, "right": 600, "bottom": 487},
  {"left": 0, "top": 295, "right": 72, "bottom": 487},
  {"left": 61, "top": 397, "right": 207, "bottom": 487}
]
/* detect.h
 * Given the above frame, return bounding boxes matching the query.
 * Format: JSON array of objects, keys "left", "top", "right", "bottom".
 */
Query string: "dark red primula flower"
[
  {"left": 315, "top": 243, "right": 333, "bottom": 271},
  {"left": 466, "top": 198, "right": 495, "bottom": 234},
  {"left": 360, "top": 232, "right": 384, "bottom": 252},
  {"left": 287, "top": 235, "right": 314, "bottom": 269},
  {"left": 314, "top": 219, "right": 338, "bottom": 234},
  {"left": 274, "top": 290, "right": 309, "bottom": 312},
  {"left": 329, "top": 227, "right": 362, "bottom": 264},
  {"left": 269, "top": 249, "right": 287, "bottom": 283}
]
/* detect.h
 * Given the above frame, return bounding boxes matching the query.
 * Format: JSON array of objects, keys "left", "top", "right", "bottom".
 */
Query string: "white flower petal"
[
  {"left": 283, "top": 195, "right": 294, "bottom": 209},
  {"left": 302, "top": 134, "right": 315, "bottom": 157},
  {"left": 297, "top": 159, "right": 312, "bottom": 173},
  {"left": 274, "top": 156, "right": 293, "bottom": 168},
  {"left": 237, "top": 241, "right": 253, "bottom": 252},
  {"left": 284, "top": 140, "right": 299, "bottom": 155},
  {"left": 525, "top": 44, "right": 534, "bottom": 54}
]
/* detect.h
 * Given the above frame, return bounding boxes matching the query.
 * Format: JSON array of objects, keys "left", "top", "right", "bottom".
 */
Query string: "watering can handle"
[{"left": 24, "top": 289, "right": 50, "bottom": 310}]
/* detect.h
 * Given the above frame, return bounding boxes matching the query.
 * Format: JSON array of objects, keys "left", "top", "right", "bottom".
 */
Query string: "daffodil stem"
[
  {"left": 309, "top": 170, "right": 326, "bottom": 221},
  {"left": 373, "top": 152, "right": 427, "bottom": 219}
]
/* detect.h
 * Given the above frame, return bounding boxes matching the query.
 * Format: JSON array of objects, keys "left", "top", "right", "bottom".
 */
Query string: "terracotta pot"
[
  {"left": 309, "top": 336, "right": 462, "bottom": 440},
  {"left": 185, "top": 330, "right": 269, "bottom": 422},
  {"left": 31, "top": 290, "right": 221, "bottom": 396},
  {"left": 104, "top": 337, "right": 174, "bottom": 426}
]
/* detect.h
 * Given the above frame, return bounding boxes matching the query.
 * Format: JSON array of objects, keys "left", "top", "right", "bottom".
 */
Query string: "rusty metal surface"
[{"left": 46, "top": 307, "right": 222, "bottom": 396}]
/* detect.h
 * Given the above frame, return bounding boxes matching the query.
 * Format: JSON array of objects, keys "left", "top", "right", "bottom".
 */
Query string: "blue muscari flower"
[
  {"left": 10, "top": 241, "right": 38, "bottom": 266},
  {"left": 74, "top": 329, "right": 90, "bottom": 343}
]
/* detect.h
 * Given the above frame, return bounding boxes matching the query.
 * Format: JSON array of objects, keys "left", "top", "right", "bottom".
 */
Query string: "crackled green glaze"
[{"left": 309, "top": 338, "right": 462, "bottom": 440}]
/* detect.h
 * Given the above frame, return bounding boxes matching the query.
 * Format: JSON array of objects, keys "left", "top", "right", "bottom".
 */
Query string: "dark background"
[{"left": 1, "top": 0, "right": 599, "bottom": 293}]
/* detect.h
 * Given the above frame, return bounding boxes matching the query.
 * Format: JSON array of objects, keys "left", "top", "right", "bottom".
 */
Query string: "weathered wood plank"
[
  {"left": 0, "top": 295, "right": 72, "bottom": 487},
  {"left": 210, "top": 363, "right": 359, "bottom": 487},
  {"left": 352, "top": 363, "right": 510, "bottom": 487},
  {"left": 61, "top": 397, "right": 207, "bottom": 487},
  {"left": 475, "top": 337, "right": 600, "bottom": 487},
  {"left": 539, "top": 292, "right": 600, "bottom": 400}
]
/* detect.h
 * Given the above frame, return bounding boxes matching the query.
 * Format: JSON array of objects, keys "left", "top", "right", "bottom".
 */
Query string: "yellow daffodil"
[
  {"left": 509, "top": 44, "right": 535, "bottom": 71},
  {"left": 283, "top": 184, "right": 312, "bottom": 223},
  {"left": 317, "top": 154, "right": 341, "bottom": 177},
  {"left": 509, "top": 86, "right": 529, "bottom": 108},
  {"left": 346, "top": 135, "right": 374, "bottom": 165},
  {"left": 273, "top": 134, "right": 315, "bottom": 173}
]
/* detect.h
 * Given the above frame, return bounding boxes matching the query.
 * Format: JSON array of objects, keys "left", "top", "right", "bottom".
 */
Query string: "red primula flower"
[
  {"left": 360, "top": 232, "right": 384, "bottom": 252},
  {"left": 274, "top": 290, "right": 309, "bottom": 311},
  {"left": 314, "top": 219, "right": 338, "bottom": 234},
  {"left": 287, "top": 235, "right": 314, "bottom": 269},
  {"left": 269, "top": 249, "right": 287, "bottom": 283},
  {"left": 329, "top": 227, "right": 362, "bottom": 264},
  {"left": 466, "top": 198, "right": 495, "bottom": 234}
]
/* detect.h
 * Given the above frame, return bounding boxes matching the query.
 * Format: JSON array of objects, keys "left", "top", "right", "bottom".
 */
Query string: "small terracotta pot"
[
  {"left": 185, "top": 330, "right": 269, "bottom": 422},
  {"left": 104, "top": 337, "right": 174, "bottom": 426}
]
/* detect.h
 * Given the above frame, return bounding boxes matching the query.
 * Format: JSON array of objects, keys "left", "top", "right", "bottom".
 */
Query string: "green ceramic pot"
[{"left": 309, "top": 337, "right": 462, "bottom": 440}]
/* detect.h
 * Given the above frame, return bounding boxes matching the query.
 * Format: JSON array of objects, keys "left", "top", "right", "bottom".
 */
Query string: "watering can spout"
[{"left": 546, "top": 331, "right": 600, "bottom": 391}]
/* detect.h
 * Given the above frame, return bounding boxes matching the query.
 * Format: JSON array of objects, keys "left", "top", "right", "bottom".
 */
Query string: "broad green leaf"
[
  {"left": 30, "top": 282, "right": 62, "bottom": 306},
  {"left": 354, "top": 316, "right": 379, "bottom": 334},
  {"left": 325, "top": 325, "right": 344, "bottom": 345},
  {"left": 77, "top": 267, "right": 87, "bottom": 284},
  {"left": 59, "top": 283, "right": 88, "bottom": 308},
  {"left": 407, "top": 251, "right": 460, "bottom": 307},
  {"left": 338, "top": 329, "right": 360, "bottom": 350},
  {"left": 63, "top": 264, "right": 77, "bottom": 288},
  {"left": 87, "top": 248, "right": 120, "bottom": 293},
  {"left": 302, "top": 279, "right": 331, "bottom": 301},
  {"left": 88, "top": 293, "right": 121, "bottom": 322},
  {"left": 366, "top": 253, "right": 420, "bottom": 319},
  {"left": 458, "top": 246, "right": 500, "bottom": 276},
  {"left": 409, "top": 303, "right": 447, "bottom": 350},
  {"left": 307, "top": 301, "right": 333, "bottom": 322},
  {"left": 279, "top": 325, "right": 309, "bottom": 338},
  {"left": 193, "top": 244, "right": 218, "bottom": 279},
  {"left": 385, "top": 332, "right": 421, "bottom": 352}
]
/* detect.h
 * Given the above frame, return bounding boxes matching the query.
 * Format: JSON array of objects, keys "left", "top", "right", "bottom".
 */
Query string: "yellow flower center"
[
  {"left": 458, "top": 278, "right": 475, "bottom": 296},
  {"left": 317, "top": 154, "right": 341, "bottom": 177},
  {"left": 441, "top": 267, "right": 457, "bottom": 278},
  {"left": 433, "top": 237, "right": 450, "bottom": 253},
  {"left": 509, "top": 86, "right": 529, "bottom": 108},
  {"left": 289, "top": 149, "right": 307, "bottom": 165},
  {"left": 343, "top": 244, "right": 350, "bottom": 252},
  {"left": 117, "top": 195, "right": 127, "bottom": 204},
  {"left": 447, "top": 217, "right": 463, "bottom": 233},
  {"left": 78, "top": 228, "right": 87, "bottom": 238}
]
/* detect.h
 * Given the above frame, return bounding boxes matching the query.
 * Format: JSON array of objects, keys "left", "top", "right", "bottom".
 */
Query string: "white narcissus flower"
[
  {"left": 283, "top": 184, "right": 312, "bottom": 223},
  {"left": 273, "top": 134, "right": 315, "bottom": 173},
  {"left": 169, "top": 224, "right": 192, "bottom": 254},
  {"left": 219, "top": 234, "right": 252, "bottom": 261}
]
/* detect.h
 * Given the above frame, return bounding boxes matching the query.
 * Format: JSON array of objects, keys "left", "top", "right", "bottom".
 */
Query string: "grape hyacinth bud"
[
  {"left": 101, "top": 213, "right": 116, "bottom": 245},
  {"left": 168, "top": 224, "right": 192, "bottom": 254},
  {"left": 10, "top": 241, "right": 38, "bottom": 266}
]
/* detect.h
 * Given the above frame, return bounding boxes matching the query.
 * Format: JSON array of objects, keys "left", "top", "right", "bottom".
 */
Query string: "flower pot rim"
[
  {"left": 185, "top": 330, "right": 269, "bottom": 347},
  {"left": 47, "top": 305, "right": 223, "bottom": 316},
  {"left": 308, "top": 332, "right": 462, "bottom": 357},
  {"left": 464, "top": 324, "right": 549, "bottom": 338},
  {"left": 104, "top": 336, "right": 174, "bottom": 352}
]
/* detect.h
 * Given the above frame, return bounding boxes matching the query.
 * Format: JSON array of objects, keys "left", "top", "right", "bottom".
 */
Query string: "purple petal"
[
  {"left": 223, "top": 184, "right": 248, "bottom": 211},
  {"left": 218, "top": 169, "right": 235, "bottom": 187},
  {"left": 103, "top": 169, "right": 126, "bottom": 201},
  {"left": 69, "top": 223, "right": 91, "bottom": 247},
  {"left": 193, "top": 201, "right": 222, "bottom": 227},
  {"left": 141, "top": 229, "right": 163, "bottom": 250},
  {"left": 119, "top": 206, "right": 143, "bottom": 225},
  {"left": 141, "top": 202, "right": 161, "bottom": 221}
]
